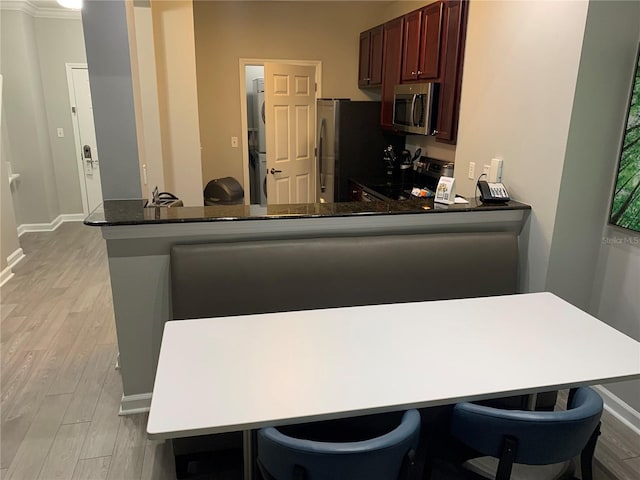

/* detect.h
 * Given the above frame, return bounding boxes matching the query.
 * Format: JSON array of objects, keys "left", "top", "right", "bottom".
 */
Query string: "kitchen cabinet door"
[
  {"left": 435, "top": 0, "right": 468, "bottom": 143},
  {"left": 358, "top": 31, "right": 371, "bottom": 88},
  {"left": 401, "top": 10, "right": 422, "bottom": 82},
  {"left": 369, "top": 26, "right": 384, "bottom": 85},
  {"left": 401, "top": 3, "right": 443, "bottom": 82},
  {"left": 358, "top": 26, "right": 383, "bottom": 88},
  {"left": 381, "top": 17, "right": 404, "bottom": 129},
  {"left": 418, "top": 1, "right": 443, "bottom": 80}
]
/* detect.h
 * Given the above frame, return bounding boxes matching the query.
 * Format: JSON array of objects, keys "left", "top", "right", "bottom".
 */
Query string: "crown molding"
[{"left": 0, "top": 1, "right": 81, "bottom": 20}]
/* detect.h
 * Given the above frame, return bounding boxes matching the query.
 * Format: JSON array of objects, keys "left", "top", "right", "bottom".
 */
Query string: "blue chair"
[
  {"left": 257, "top": 409, "right": 421, "bottom": 480},
  {"left": 449, "top": 387, "right": 603, "bottom": 480}
]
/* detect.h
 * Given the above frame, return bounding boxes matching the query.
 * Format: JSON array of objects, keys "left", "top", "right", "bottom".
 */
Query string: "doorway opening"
[{"left": 239, "top": 59, "right": 322, "bottom": 207}]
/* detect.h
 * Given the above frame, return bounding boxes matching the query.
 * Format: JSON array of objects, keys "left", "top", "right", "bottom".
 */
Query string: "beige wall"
[
  {"left": 193, "top": 1, "right": 393, "bottom": 189},
  {"left": 151, "top": 0, "right": 203, "bottom": 206},
  {"left": 453, "top": 0, "right": 589, "bottom": 292}
]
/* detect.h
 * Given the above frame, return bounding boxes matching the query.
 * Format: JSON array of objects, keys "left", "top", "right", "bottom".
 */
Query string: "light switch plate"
[
  {"left": 489, "top": 158, "right": 503, "bottom": 182},
  {"left": 468, "top": 162, "right": 476, "bottom": 180},
  {"left": 57, "top": 128, "right": 64, "bottom": 138}
]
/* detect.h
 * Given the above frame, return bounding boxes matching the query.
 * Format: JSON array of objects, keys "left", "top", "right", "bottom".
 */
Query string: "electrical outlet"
[
  {"left": 468, "top": 162, "right": 476, "bottom": 180},
  {"left": 483, "top": 165, "right": 490, "bottom": 177},
  {"left": 231, "top": 136, "right": 239, "bottom": 148}
]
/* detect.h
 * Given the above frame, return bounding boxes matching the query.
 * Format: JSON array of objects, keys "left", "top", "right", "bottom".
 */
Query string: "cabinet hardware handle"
[
  {"left": 417, "top": 70, "right": 422, "bottom": 75},
  {"left": 411, "top": 71, "right": 416, "bottom": 76},
  {"left": 431, "top": 129, "right": 439, "bottom": 136}
]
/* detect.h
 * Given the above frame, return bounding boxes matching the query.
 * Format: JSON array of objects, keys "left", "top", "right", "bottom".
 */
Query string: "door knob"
[{"left": 270, "top": 168, "right": 282, "bottom": 174}]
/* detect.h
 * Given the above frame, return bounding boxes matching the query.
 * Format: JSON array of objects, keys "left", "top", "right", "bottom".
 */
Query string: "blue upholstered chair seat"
[
  {"left": 257, "top": 409, "right": 421, "bottom": 480},
  {"left": 449, "top": 388, "right": 603, "bottom": 480}
]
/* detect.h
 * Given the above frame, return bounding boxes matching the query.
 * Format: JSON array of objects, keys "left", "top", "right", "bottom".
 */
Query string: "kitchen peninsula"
[{"left": 86, "top": 198, "right": 530, "bottom": 414}]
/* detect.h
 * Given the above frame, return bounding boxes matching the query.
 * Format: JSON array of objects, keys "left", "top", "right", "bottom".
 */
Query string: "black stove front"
[{"left": 365, "top": 157, "right": 451, "bottom": 201}]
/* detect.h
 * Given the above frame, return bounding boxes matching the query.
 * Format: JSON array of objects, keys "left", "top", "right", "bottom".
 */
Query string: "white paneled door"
[
  {"left": 69, "top": 66, "right": 103, "bottom": 213},
  {"left": 264, "top": 63, "right": 316, "bottom": 204}
]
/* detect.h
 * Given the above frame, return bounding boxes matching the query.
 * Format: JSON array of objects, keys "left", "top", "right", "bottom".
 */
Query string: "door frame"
[
  {"left": 238, "top": 58, "right": 322, "bottom": 205},
  {"left": 66, "top": 62, "right": 93, "bottom": 215}
]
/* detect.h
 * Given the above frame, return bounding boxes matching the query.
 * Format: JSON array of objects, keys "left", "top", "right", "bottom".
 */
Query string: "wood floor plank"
[
  {"left": 63, "top": 344, "right": 116, "bottom": 424},
  {"left": 595, "top": 440, "right": 640, "bottom": 480},
  {"left": 1, "top": 328, "right": 32, "bottom": 372},
  {"left": 599, "top": 409, "right": 640, "bottom": 459},
  {"left": 0, "top": 313, "right": 23, "bottom": 341},
  {"left": 594, "top": 460, "right": 616, "bottom": 480},
  {"left": 0, "top": 351, "right": 48, "bottom": 469},
  {"left": 105, "top": 414, "right": 148, "bottom": 480},
  {"left": 79, "top": 364, "right": 123, "bottom": 460},
  {"left": 47, "top": 316, "right": 96, "bottom": 395},
  {"left": 3, "top": 393, "right": 72, "bottom": 480},
  {"left": 624, "top": 456, "right": 640, "bottom": 476},
  {"left": 1, "top": 303, "right": 17, "bottom": 322},
  {"left": 141, "top": 440, "right": 175, "bottom": 480},
  {"left": 1, "top": 350, "right": 43, "bottom": 409},
  {"left": 37, "top": 422, "right": 90, "bottom": 480},
  {"left": 71, "top": 457, "right": 111, "bottom": 480}
]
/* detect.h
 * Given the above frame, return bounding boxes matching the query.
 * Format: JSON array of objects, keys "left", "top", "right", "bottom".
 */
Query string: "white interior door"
[
  {"left": 70, "top": 67, "right": 103, "bottom": 213},
  {"left": 264, "top": 63, "right": 316, "bottom": 204}
]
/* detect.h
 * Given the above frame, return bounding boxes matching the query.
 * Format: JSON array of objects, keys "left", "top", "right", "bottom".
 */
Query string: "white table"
[{"left": 147, "top": 292, "right": 640, "bottom": 479}]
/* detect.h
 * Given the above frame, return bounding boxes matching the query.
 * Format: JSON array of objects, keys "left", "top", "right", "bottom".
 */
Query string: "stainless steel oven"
[{"left": 392, "top": 83, "right": 437, "bottom": 135}]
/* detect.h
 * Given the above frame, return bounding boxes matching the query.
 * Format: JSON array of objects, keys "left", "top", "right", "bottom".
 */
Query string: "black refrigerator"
[{"left": 316, "top": 99, "right": 403, "bottom": 203}]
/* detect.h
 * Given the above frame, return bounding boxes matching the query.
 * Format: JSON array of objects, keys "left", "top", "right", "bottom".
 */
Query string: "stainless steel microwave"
[{"left": 392, "top": 83, "right": 437, "bottom": 135}]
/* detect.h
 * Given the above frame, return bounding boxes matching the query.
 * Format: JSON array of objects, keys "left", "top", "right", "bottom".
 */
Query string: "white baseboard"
[
  {"left": 119, "top": 393, "right": 152, "bottom": 416},
  {"left": 18, "top": 213, "right": 85, "bottom": 237},
  {"left": 0, "top": 267, "right": 14, "bottom": 288},
  {"left": 1, "top": 247, "right": 25, "bottom": 287},
  {"left": 595, "top": 385, "right": 640, "bottom": 436}
]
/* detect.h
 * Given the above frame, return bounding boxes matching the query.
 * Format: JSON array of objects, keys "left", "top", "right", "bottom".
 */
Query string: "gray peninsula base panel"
[{"left": 101, "top": 210, "right": 529, "bottom": 414}]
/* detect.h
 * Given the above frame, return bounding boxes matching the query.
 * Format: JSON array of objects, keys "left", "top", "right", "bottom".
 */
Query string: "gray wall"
[
  {"left": 0, "top": 10, "right": 60, "bottom": 225},
  {"left": 81, "top": 0, "right": 142, "bottom": 200},
  {"left": 1, "top": 97, "right": 20, "bottom": 270},
  {"left": 34, "top": 18, "right": 87, "bottom": 215},
  {"left": 0, "top": 10, "right": 88, "bottom": 226},
  {"left": 591, "top": 237, "right": 640, "bottom": 412},
  {"left": 546, "top": 0, "right": 640, "bottom": 412}
]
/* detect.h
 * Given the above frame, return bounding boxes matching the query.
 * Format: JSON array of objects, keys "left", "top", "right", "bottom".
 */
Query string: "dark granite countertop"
[{"left": 84, "top": 197, "right": 531, "bottom": 227}]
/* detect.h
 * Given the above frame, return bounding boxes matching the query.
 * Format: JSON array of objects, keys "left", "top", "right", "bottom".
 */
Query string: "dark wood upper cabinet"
[
  {"left": 435, "top": 0, "right": 468, "bottom": 143},
  {"left": 401, "top": 10, "right": 422, "bottom": 81},
  {"left": 358, "top": 31, "right": 371, "bottom": 87},
  {"left": 402, "top": 2, "right": 443, "bottom": 82},
  {"left": 381, "top": 17, "right": 404, "bottom": 129},
  {"left": 419, "top": 2, "right": 443, "bottom": 79},
  {"left": 358, "top": 26, "right": 384, "bottom": 88}
]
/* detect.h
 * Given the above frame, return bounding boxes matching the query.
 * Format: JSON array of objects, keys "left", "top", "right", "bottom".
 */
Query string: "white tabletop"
[{"left": 147, "top": 292, "right": 640, "bottom": 440}]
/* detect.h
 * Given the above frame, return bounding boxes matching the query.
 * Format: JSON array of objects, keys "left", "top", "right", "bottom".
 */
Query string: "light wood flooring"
[{"left": 0, "top": 222, "right": 639, "bottom": 480}]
